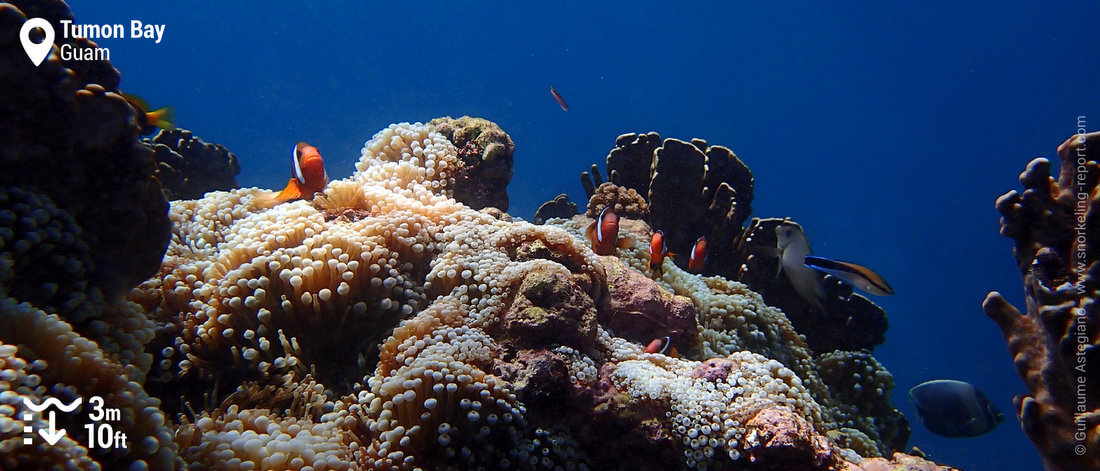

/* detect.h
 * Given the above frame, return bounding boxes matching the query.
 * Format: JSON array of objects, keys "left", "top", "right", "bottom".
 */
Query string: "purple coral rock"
[
  {"left": 601, "top": 258, "right": 696, "bottom": 350},
  {"left": 692, "top": 358, "right": 736, "bottom": 382}
]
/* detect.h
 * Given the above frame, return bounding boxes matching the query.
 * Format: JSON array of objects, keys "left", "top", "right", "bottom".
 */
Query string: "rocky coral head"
[
  {"left": 692, "top": 358, "right": 736, "bottom": 382},
  {"left": 600, "top": 257, "right": 696, "bottom": 351},
  {"left": 498, "top": 268, "right": 598, "bottom": 350},
  {"left": 742, "top": 408, "right": 838, "bottom": 470}
]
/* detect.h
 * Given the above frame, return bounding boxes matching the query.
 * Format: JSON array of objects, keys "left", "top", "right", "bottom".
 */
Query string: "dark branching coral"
[
  {"left": 431, "top": 116, "right": 515, "bottom": 211},
  {"left": 983, "top": 131, "right": 1100, "bottom": 471},
  {"left": 146, "top": 129, "right": 241, "bottom": 200}
]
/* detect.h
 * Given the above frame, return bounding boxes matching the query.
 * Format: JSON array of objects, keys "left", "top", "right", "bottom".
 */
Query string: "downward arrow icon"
[{"left": 38, "top": 411, "right": 65, "bottom": 445}]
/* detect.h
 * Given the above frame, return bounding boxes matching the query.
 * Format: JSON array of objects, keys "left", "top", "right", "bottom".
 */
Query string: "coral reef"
[
  {"left": 146, "top": 128, "right": 242, "bottom": 200},
  {"left": 123, "top": 119, "right": 931, "bottom": 470},
  {"left": 0, "top": 1, "right": 170, "bottom": 301},
  {"left": 0, "top": 3, "right": 946, "bottom": 467},
  {"left": 576, "top": 132, "right": 889, "bottom": 355},
  {"left": 984, "top": 131, "right": 1100, "bottom": 471},
  {"left": 429, "top": 116, "right": 514, "bottom": 212}
]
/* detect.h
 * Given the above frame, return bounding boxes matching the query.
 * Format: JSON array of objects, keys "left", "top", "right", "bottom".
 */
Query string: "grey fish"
[
  {"left": 909, "top": 379, "right": 1005, "bottom": 438},
  {"left": 775, "top": 222, "right": 826, "bottom": 311}
]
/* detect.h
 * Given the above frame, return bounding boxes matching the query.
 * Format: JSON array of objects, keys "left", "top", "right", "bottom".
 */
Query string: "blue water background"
[{"left": 66, "top": 1, "right": 1100, "bottom": 469}]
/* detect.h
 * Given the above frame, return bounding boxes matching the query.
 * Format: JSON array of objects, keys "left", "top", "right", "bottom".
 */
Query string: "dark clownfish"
[
  {"left": 585, "top": 207, "right": 630, "bottom": 255},
  {"left": 645, "top": 336, "right": 678, "bottom": 357},
  {"left": 121, "top": 93, "right": 174, "bottom": 135},
  {"left": 688, "top": 236, "right": 708, "bottom": 273},
  {"left": 275, "top": 142, "right": 329, "bottom": 202},
  {"left": 649, "top": 230, "right": 676, "bottom": 278}
]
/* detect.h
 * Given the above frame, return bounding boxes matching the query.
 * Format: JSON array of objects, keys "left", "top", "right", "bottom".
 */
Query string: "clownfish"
[
  {"left": 585, "top": 207, "right": 630, "bottom": 255},
  {"left": 688, "top": 236, "right": 708, "bottom": 273},
  {"left": 648, "top": 230, "right": 676, "bottom": 278},
  {"left": 644, "top": 336, "right": 678, "bottom": 357},
  {"left": 121, "top": 93, "right": 174, "bottom": 135},
  {"left": 275, "top": 142, "right": 329, "bottom": 202}
]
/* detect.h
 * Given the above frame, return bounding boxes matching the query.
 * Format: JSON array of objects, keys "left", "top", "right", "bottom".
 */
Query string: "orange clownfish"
[
  {"left": 645, "top": 336, "right": 678, "bottom": 357},
  {"left": 649, "top": 230, "right": 676, "bottom": 278},
  {"left": 275, "top": 142, "right": 329, "bottom": 202},
  {"left": 585, "top": 207, "right": 630, "bottom": 255},
  {"left": 688, "top": 236, "right": 708, "bottom": 273}
]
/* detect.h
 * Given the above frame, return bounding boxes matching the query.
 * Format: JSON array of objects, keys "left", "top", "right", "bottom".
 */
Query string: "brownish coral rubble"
[{"left": 984, "top": 131, "right": 1100, "bottom": 471}]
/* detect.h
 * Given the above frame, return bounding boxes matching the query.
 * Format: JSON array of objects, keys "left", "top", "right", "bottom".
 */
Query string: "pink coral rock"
[
  {"left": 743, "top": 408, "right": 838, "bottom": 470},
  {"left": 692, "top": 358, "right": 736, "bottom": 382},
  {"left": 600, "top": 257, "right": 696, "bottom": 350}
]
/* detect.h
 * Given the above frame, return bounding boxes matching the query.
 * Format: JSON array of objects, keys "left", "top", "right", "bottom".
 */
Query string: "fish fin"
[
  {"left": 617, "top": 237, "right": 633, "bottom": 250},
  {"left": 147, "top": 106, "right": 175, "bottom": 130},
  {"left": 585, "top": 220, "right": 598, "bottom": 244},
  {"left": 274, "top": 178, "right": 303, "bottom": 202},
  {"left": 121, "top": 92, "right": 150, "bottom": 112},
  {"left": 651, "top": 263, "right": 663, "bottom": 279}
]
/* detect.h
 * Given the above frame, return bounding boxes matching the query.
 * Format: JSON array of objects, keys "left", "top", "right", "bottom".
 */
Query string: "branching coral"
[{"left": 984, "top": 131, "right": 1100, "bottom": 471}]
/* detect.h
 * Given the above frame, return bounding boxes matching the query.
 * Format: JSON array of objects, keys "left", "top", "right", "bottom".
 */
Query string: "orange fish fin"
[
  {"left": 275, "top": 178, "right": 303, "bottom": 202},
  {"left": 617, "top": 237, "right": 633, "bottom": 250},
  {"left": 147, "top": 106, "right": 175, "bottom": 130},
  {"left": 585, "top": 220, "right": 598, "bottom": 244},
  {"left": 667, "top": 251, "right": 677, "bottom": 258}
]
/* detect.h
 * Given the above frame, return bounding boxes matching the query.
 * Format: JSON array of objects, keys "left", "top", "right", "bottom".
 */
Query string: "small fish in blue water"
[
  {"left": 688, "top": 236, "right": 708, "bottom": 273},
  {"left": 804, "top": 255, "right": 894, "bottom": 296},
  {"left": 122, "top": 93, "right": 174, "bottom": 135},
  {"left": 775, "top": 222, "right": 826, "bottom": 311},
  {"left": 550, "top": 86, "right": 569, "bottom": 111},
  {"left": 909, "top": 379, "right": 1005, "bottom": 438}
]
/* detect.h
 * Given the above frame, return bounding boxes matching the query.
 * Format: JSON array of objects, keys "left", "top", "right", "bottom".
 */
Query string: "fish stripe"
[
  {"left": 804, "top": 255, "right": 893, "bottom": 295},
  {"left": 292, "top": 143, "right": 305, "bottom": 183}
]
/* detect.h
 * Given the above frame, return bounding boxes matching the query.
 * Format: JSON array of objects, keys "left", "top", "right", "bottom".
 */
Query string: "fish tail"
[
  {"left": 274, "top": 178, "right": 303, "bottom": 202},
  {"left": 147, "top": 106, "right": 175, "bottom": 130},
  {"left": 651, "top": 262, "right": 663, "bottom": 279}
]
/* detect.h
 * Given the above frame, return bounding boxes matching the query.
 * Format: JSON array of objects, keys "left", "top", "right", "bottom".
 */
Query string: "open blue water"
[{"left": 66, "top": 1, "right": 1100, "bottom": 469}]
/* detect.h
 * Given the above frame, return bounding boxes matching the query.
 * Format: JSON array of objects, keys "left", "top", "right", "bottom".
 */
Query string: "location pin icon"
[{"left": 20, "top": 18, "right": 54, "bottom": 66}]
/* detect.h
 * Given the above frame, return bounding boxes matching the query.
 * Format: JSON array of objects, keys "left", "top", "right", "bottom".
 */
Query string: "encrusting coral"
[{"left": 984, "top": 131, "right": 1100, "bottom": 471}]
